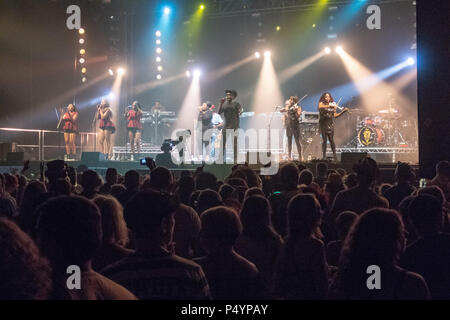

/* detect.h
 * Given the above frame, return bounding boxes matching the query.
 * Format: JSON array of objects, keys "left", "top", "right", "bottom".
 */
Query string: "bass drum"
[{"left": 358, "top": 126, "right": 385, "bottom": 146}]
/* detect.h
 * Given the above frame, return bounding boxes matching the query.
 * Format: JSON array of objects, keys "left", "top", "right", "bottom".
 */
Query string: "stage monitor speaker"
[
  {"left": 81, "top": 152, "right": 105, "bottom": 163},
  {"left": 0, "top": 142, "right": 17, "bottom": 161},
  {"left": 6, "top": 152, "right": 24, "bottom": 163},
  {"left": 341, "top": 152, "right": 368, "bottom": 165}
]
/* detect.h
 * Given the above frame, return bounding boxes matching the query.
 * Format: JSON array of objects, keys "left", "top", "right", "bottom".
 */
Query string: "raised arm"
[{"left": 218, "top": 98, "right": 225, "bottom": 115}]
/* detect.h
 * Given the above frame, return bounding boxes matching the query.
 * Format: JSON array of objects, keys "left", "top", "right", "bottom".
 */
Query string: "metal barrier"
[{"left": 0, "top": 128, "right": 97, "bottom": 161}]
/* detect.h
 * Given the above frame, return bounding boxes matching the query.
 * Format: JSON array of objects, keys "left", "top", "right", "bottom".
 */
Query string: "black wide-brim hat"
[{"left": 225, "top": 89, "right": 237, "bottom": 98}]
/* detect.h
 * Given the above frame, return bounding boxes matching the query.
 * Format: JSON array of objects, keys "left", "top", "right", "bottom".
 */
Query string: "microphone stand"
[
  {"left": 56, "top": 107, "right": 64, "bottom": 129},
  {"left": 92, "top": 106, "right": 99, "bottom": 153},
  {"left": 268, "top": 105, "right": 281, "bottom": 155}
]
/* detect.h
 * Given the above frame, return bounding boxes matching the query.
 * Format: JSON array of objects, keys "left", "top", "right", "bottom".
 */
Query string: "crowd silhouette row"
[{"left": 0, "top": 158, "right": 449, "bottom": 300}]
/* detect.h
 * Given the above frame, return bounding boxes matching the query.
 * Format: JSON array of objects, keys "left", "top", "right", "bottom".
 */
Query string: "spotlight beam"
[
  {"left": 279, "top": 51, "right": 325, "bottom": 84},
  {"left": 134, "top": 73, "right": 186, "bottom": 95},
  {"left": 206, "top": 55, "right": 255, "bottom": 82},
  {"left": 251, "top": 52, "right": 283, "bottom": 114}
]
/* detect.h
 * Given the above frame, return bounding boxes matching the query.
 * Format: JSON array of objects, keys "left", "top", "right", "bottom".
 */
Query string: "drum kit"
[{"left": 353, "top": 106, "right": 416, "bottom": 148}]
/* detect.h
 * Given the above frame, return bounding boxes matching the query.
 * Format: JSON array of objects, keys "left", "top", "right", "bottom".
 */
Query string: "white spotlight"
[
  {"left": 156, "top": 47, "right": 162, "bottom": 54},
  {"left": 79, "top": 58, "right": 85, "bottom": 64},
  {"left": 407, "top": 57, "right": 415, "bottom": 65},
  {"left": 324, "top": 47, "right": 331, "bottom": 54},
  {"left": 264, "top": 51, "right": 271, "bottom": 58},
  {"left": 186, "top": 71, "right": 191, "bottom": 78},
  {"left": 156, "top": 39, "right": 161, "bottom": 45},
  {"left": 157, "top": 65, "right": 163, "bottom": 71},
  {"left": 155, "top": 30, "right": 161, "bottom": 37},
  {"left": 164, "top": 7, "right": 171, "bottom": 15},
  {"left": 109, "top": 92, "right": 115, "bottom": 100},
  {"left": 193, "top": 69, "right": 201, "bottom": 77},
  {"left": 156, "top": 57, "right": 161, "bottom": 63},
  {"left": 335, "top": 46, "right": 344, "bottom": 54},
  {"left": 81, "top": 77, "right": 87, "bottom": 83},
  {"left": 79, "top": 38, "right": 85, "bottom": 45},
  {"left": 108, "top": 68, "right": 114, "bottom": 76},
  {"left": 156, "top": 74, "right": 162, "bottom": 80},
  {"left": 254, "top": 52, "right": 261, "bottom": 59},
  {"left": 117, "top": 67, "right": 125, "bottom": 75}
]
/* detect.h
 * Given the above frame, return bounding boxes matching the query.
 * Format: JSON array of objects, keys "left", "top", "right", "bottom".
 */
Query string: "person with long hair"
[
  {"left": 62, "top": 104, "right": 79, "bottom": 160},
  {"left": 280, "top": 96, "right": 303, "bottom": 160},
  {"left": 92, "top": 195, "right": 134, "bottom": 271},
  {"left": 235, "top": 195, "right": 283, "bottom": 295},
  {"left": 97, "top": 99, "right": 115, "bottom": 160},
  {"left": 330, "top": 208, "right": 430, "bottom": 299},
  {"left": 318, "top": 92, "right": 348, "bottom": 161},
  {"left": 125, "top": 101, "right": 143, "bottom": 160},
  {"left": 0, "top": 218, "right": 53, "bottom": 299},
  {"left": 273, "top": 193, "right": 328, "bottom": 299}
]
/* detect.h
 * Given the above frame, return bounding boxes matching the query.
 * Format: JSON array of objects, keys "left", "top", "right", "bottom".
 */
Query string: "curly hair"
[
  {"left": 0, "top": 218, "right": 52, "bottom": 299},
  {"left": 319, "top": 92, "right": 334, "bottom": 104}
]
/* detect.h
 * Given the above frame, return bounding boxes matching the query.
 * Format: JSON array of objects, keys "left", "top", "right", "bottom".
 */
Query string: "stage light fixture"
[
  {"left": 156, "top": 57, "right": 161, "bottom": 62},
  {"left": 157, "top": 66, "right": 163, "bottom": 71},
  {"left": 164, "top": 7, "right": 171, "bottom": 15},
  {"left": 264, "top": 51, "right": 271, "bottom": 58},
  {"left": 117, "top": 67, "right": 125, "bottom": 75},
  {"left": 155, "top": 30, "right": 162, "bottom": 37},
  {"left": 186, "top": 71, "right": 191, "bottom": 78},
  {"left": 407, "top": 57, "right": 415, "bottom": 65},
  {"left": 276, "top": 26, "right": 281, "bottom": 31},
  {"left": 199, "top": 4, "right": 205, "bottom": 10},
  {"left": 156, "top": 74, "right": 162, "bottom": 80},
  {"left": 312, "top": 24, "right": 316, "bottom": 28},
  {"left": 156, "top": 39, "right": 161, "bottom": 45},
  {"left": 81, "top": 67, "right": 87, "bottom": 74},
  {"left": 335, "top": 46, "right": 344, "bottom": 54},
  {"left": 79, "top": 39, "right": 85, "bottom": 44},
  {"left": 81, "top": 77, "right": 87, "bottom": 83},
  {"left": 79, "top": 58, "right": 85, "bottom": 64},
  {"left": 193, "top": 69, "right": 201, "bottom": 77},
  {"left": 156, "top": 47, "right": 162, "bottom": 54},
  {"left": 254, "top": 52, "right": 261, "bottom": 59},
  {"left": 324, "top": 47, "right": 331, "bottom": 54},
  {"left": 108, "top": 68, "right": 114, "bottom": 76},
  {"left": 78, "top": 28, "right": 85, "bottom": 35},
  {"left": 109, "top": 92, "right": 115, "bottom": 100}
]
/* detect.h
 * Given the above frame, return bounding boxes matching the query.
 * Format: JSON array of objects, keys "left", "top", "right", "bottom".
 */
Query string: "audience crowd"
[{"left": 0, "top": 157, "right": 449, "bottom": 300}]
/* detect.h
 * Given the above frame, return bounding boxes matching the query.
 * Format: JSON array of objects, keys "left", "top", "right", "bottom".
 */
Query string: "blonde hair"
[{"left": 93, "top": 195, "right": 129, "bottom": 246}]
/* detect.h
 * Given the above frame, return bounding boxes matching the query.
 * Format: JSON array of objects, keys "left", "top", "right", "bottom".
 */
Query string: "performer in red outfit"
[
  {"left": 97, "top": 99, "right": 116, "bottom": 160},
  {"left": 62, "top": 104, "right": 79, "bottom": 160},
  {"left": 125, "top": 101, "right": 143, "bottom": 158}
]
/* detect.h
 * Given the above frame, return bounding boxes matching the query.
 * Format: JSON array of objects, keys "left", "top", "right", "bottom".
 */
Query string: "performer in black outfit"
[
  {"left": 280, "top": 96, "right": 303, "bottom": 160},
  {"left": 197, "top": 101, "right": 214, "bottom": 160},
  {"left": 318, "top": 92, "right": 349, "bottom": 161},
  {"left": 218, "top": 89, "right": 243, "bottom": 162}
]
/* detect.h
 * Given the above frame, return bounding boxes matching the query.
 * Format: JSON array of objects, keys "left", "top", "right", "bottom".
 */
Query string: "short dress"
[{"left": 63, "top": 111, "right": 78, "bottom": 134}]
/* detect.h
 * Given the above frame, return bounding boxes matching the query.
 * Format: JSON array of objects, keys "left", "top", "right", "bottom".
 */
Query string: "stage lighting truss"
[
  {"left": 155, "top": 31, "right": 163, "bottom": 79},
  {"left": 78, "top": 27, "right": 87, "bottom": 83}
]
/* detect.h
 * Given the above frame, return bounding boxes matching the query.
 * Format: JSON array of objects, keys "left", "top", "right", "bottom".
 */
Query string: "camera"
[
  {"left": 140, "top": 157, "right": 155, "bottom": 166},
  {"left": 419, "top": 178, "right": 427, "bottom": 188}
]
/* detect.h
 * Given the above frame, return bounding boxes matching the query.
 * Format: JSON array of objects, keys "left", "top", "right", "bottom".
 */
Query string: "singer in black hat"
[{"left": 218, "top": 89, "right": 243, "bottom": 162}]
